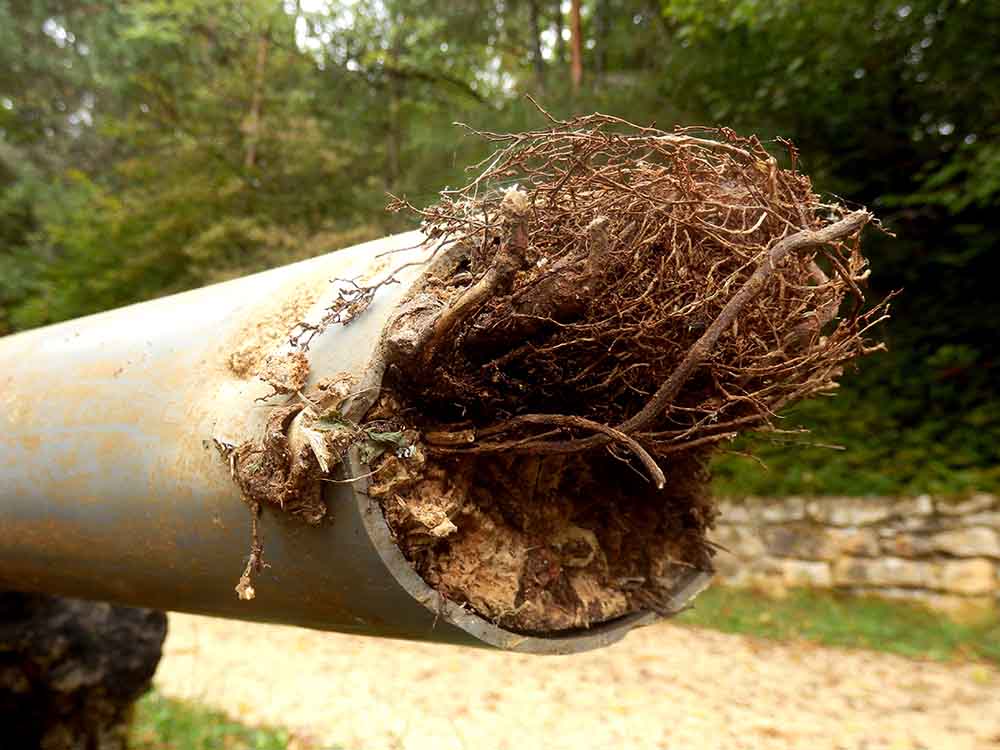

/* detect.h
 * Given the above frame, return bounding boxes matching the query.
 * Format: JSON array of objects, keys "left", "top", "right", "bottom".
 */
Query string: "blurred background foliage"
[{"left": 1, "top": 0, "right": 997, "bottom": 496}]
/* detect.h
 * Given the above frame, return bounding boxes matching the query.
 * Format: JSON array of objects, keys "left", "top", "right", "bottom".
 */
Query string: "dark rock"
[{"left": 0, "top": 592, "right": 167, "bottom": 750}]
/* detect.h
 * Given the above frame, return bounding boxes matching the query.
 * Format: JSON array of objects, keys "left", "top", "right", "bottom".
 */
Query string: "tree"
[
  {"left": 527, "top": 0, "right": 546, "bottom": 84},
  {"left": 553, "top": 0, "right": 566, "bottom": 66},
  {"left": 658, "top": 0, "right": 1000, "bottom": 494},
  {"left": 1, "top": 0, "right": 997, "bottom": 493},
  {"left": 569, "top": 0, "right": 582, "bottom": 90}
]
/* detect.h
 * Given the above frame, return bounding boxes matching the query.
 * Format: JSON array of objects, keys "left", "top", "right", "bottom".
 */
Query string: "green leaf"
[
  {"left": 365, "top": 430, "right": 407, "bottom": 446},
  {"left": 312, "top": 414, "right": 355, "bottom": 431}
]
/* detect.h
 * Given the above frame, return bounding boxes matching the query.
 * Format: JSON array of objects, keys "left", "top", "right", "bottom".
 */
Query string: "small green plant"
[
  {"left": 677, "top": 586, "right": 1000, "bottom": 665},
  {"left": 131, "top": 692, "right": 291, "bottom": 750}
]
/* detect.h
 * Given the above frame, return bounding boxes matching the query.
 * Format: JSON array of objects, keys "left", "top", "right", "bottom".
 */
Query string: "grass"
[
  {"left": 131, "top": 692, "right": 293, "bottom": 750},
  {"left": 676, "top": 585, "right": 1000, "bottom": 665}
]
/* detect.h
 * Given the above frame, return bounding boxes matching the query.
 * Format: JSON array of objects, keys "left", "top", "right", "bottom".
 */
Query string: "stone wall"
[{"left": 711, "top": 494, "right": 999, "bottom": 620}]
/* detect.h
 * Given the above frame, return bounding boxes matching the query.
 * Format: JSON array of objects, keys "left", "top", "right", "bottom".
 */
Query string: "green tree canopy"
[{"left": 1, "top": 0, "right": 996, "bottom": 494}]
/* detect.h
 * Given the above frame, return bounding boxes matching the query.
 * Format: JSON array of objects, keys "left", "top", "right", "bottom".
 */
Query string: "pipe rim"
[{"left": 347, "top": 449, "right": 713, "bottom": 654}]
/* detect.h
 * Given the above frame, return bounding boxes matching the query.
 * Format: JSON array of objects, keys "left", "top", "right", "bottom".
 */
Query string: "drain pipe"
[{"left": 0, "top": 231, "right": 710, "bottom": 653}]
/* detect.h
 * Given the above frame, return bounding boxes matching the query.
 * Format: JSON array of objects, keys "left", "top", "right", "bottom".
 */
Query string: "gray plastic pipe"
[{"left": 0, "top": 231, "right": 710, "bottom": 653}]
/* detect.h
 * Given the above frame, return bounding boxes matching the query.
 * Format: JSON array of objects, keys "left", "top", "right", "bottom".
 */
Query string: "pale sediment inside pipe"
[{"left": 368, "top": 443, "right": 715, "bottom": 634}]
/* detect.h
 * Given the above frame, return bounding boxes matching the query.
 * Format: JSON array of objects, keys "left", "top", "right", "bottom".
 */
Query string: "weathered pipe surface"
[{"left": 0, "top": 232, "right": 687, "bottom": 653}]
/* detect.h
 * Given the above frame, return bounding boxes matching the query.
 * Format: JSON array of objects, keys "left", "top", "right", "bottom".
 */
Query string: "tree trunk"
[
  {"left": 569, "top": 0, "right": 583, "bottom": 91},
  {"left": 0, "top": 592, "right": 167, "bottom": 750},
  {"left": 243, "top": 31, "right": 270, "bottom": 170},
  {"left": 385, "top": 22, "right": 403, "bottom": 191},
  {"left": 554, "top": 0, "right": 566, "bottom": 65},
  {"left": 594, "top": 0, "right": 609, "bottom": 77},
  {"left": 528, "top": 0, "right": 545, "bottom": 85}
]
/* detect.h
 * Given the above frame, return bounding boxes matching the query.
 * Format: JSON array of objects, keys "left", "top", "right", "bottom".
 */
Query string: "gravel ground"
[{"left": 156, "top": 613, "right": 1000, "bottom": 750}]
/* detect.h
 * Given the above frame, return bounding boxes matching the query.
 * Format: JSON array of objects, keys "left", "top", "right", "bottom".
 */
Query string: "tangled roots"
[
  {"left": 385, "top": 112, "right": 888, "bottom": 470},
  {"left": 250, "top": 111, "right": 890, "bottom": 632}
]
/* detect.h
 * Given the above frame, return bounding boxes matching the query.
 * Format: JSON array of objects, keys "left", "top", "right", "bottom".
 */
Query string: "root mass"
[{"left": 228, "top": 111, "right": 889, "bottom": 633}]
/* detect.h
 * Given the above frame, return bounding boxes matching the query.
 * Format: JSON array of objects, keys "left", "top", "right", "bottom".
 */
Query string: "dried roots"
[
  {"left": 229, "top": 110, "right": 889, "bottom": 631},
  {"left": 382, "top": 112, "right": 888, "bottom": 472},
  {"left": 366, "top": 112, "right": 888, "bottom": 631}
]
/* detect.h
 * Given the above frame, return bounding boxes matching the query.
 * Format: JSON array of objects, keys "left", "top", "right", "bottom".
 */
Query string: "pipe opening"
[{"left": 365, "top": 396, "right": 715, "bottom": 635}]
